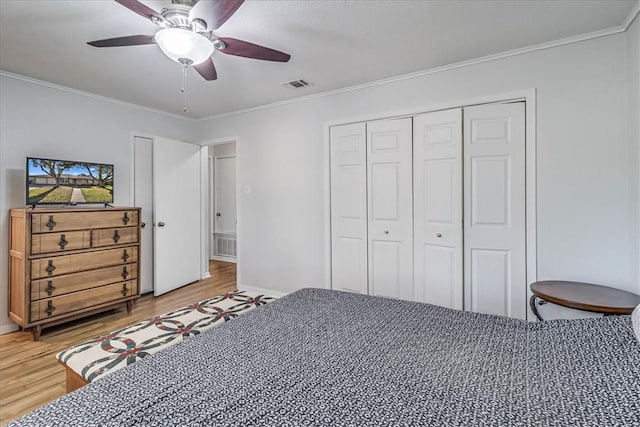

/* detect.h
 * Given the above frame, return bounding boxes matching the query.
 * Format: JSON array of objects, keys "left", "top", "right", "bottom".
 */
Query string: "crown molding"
[
  {"left": 198, "top": 6, "right": 639, "bottom": 122},
  {"left": 0, "top": 70, "right": 197, "bottom": 122},
  {"left": 3, "top": 0, "right": 638, "bottom": 123},
  {"left": 622, "top": 0, "right": 640, "bottom": 30}
]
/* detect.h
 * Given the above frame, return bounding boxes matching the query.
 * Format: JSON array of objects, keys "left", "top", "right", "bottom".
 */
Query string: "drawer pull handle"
[
  {"left": 122, "top": 266, "right": 129, "bottom": 279},
  {"left": 46, "top": 260, "right": 56, "bottom": 275},
  {"left": 113, "top": 230, "right": 120, "bottom": 243},
  {"left": 45, "top": 301, "right": 55, "bottom": 316},
  {"left": 122, "top": 212, "right": 129, "bottom": 225},
  {"left": 121, "top": 283, "right": 128, "bottom": 296},
  {"left": 122, "top": 250, "right": 129, "bottom": 262},
  {"left": 46, "top": 281, "right": 55, "bottom": 296},
  {"left": 46, "top": 215, "right": 56, "bottom": 231},
  {"left": 58, "top": 234, "right": 68, "bottom": 249}
]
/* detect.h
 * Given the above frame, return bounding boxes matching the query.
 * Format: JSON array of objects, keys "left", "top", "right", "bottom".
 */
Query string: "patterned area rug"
[{"left": 57, "top": 290, "right": 276, "bottom": 382}]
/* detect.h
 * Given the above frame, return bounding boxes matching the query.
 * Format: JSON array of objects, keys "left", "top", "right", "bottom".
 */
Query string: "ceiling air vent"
[{"left": 283, "top": 79, "right": 313, "bottom": 90}]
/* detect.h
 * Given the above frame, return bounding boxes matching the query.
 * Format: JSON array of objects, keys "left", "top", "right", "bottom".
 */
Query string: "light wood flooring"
[{"left": 0, "top": 260, "right": 236, "bottom": 425}]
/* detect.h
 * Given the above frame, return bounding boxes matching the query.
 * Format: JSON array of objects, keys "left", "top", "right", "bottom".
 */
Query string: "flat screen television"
[{"left": 26, "top": 157, "right": 114, "bottom": 206}]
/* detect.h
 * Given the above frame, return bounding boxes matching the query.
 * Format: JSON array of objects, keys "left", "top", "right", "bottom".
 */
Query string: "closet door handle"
[
  {"left": 383, "top": 230, "right": 389, "bottom": 235},
  {"left": 436, "top": 233, "right": 442, "bottom": 238}
]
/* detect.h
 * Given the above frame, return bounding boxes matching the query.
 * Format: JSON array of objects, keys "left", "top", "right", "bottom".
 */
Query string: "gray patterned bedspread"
[{"left": 11, "top": 288, "right": 640, "bottom": 426}]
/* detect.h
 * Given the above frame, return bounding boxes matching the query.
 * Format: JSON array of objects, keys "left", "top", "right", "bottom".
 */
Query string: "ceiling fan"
[{"left": 88, "top": 0, "right": 291, "bottom": 81}]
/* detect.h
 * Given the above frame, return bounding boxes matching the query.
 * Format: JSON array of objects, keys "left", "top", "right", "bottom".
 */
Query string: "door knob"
[
  {"left": 436, "top": 233, "right": 442, "bottom": 238},
  {"left": 383, "top": 230, "right": 389, "bottom": 235},
  {"left": 158, "top": 222, "right": 165, "bottom": 227},
  {"left": 141, "top": 222, "right": 146, "bottom": 229},
  {"left": 216, "top": 212, "right": 221, "bottom": 217}
]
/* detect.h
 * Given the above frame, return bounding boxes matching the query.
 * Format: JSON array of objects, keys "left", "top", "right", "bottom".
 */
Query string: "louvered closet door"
[
  {"left": 413, "top": 109, "right": 463, "bottom": 309},
  {"left": 330, "top": 123, "right": 368, "bottom": 294},
  {"left": 463, "top": 103, "right": 526, "bottom": 319},
  {"left": 367, "top": 118, "right": 413, "bottom": 300}
]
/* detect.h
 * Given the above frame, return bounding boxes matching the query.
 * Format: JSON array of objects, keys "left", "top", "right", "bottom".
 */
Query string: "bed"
[{"left": 10, "top": 288, "right": 640, "bottom": 426}]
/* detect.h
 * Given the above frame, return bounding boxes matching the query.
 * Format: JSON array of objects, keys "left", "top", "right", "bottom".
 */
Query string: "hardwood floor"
[{"left": 0, "top": 260, "right": 236, "bottom": 425}]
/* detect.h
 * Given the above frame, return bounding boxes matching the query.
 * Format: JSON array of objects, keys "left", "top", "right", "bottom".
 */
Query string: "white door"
[
  {"left": 214, "top": 156, "right": 237, "bottom": 234},
  {"left": 330, "top": 123, "right": 368, "bottom": 294},
  {"left": 413, "top": 109, "right": 463, "bottom": 309},
  {"left": 133, "top": 136, "right": 154, "bottom": 294},
  {"left": 153, "top": 137, "right": 202, "bottom": 296},
  {"left": 367, "top": 118, "right": 413, "bottom": 300},
  {"left": 463, "top": 103, "right": 526, "bottom": 318}
]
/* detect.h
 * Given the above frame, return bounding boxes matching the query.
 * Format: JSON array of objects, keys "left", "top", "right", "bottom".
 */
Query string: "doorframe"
[
  {"left": 129, "top": 132, "right": 155, "bottom": 295},
  {"left": 212, "top": 154, "right": 238, "bottom": 263},
  {"left": 323, "top": 88, "right": 537, "bottom": 320},
  {"left": 199, "top": 137, "right": 240, "bottom": 281}
]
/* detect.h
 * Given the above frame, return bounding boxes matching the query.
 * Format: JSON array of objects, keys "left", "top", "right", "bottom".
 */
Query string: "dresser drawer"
[
  {"left": 31, "top": 246, "right": 138, "bottom": 279},
  {"left": 92, "top": 227, "right": 138, "bottom": 248},
  {"left": 31, "top": 210, "right": 138, "bottom": 233},
  {"left": 31, "top": 263, "right": 138, "bottom": 300},
  {"left": 30, "top": 280, "right": 138, "bottom": 322},
  {"left": 31, "top": 230, "right": 92, "bottom": 255}
]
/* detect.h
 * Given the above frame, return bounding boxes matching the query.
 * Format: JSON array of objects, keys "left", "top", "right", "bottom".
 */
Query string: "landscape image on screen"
[{"left": 27, "top": 158, "right": 114, "bottom": 205}]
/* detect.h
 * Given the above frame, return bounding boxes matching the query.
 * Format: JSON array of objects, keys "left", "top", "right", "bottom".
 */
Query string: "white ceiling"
[{"left": 0, "top": 0, "right": 637, "bottom": 119}]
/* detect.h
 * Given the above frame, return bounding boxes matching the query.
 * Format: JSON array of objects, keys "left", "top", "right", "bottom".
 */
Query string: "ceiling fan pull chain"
[{"left": 182, "top": 64, "right": 189, "bottom": 113}]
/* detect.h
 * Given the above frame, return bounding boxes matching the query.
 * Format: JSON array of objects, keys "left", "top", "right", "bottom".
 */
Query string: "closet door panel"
[
  {"left": 367, "top": 118, "right": 413, "bottom": 300},
  {"left": 370, "top": 240, "right": 401, "bottom": 298},
  {"left": 413, "top": 109, "right": 463, "bottom": 309},
  {"left": 330, "top": 123, "right": 368, "bottom": 294},
  {"left": 464, "top": 103, "right": 526, "bottom": 319}
]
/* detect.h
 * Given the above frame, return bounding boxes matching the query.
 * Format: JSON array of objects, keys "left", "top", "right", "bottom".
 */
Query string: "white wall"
[
  {"left": 0, "top": 74, "right": 196, "bottom": 333},
  {"left": 198, "top": 32, "right": 639, "bottom": 306},
  {"left": 627, "top": 15, "right": 640, "bottom": 290}
]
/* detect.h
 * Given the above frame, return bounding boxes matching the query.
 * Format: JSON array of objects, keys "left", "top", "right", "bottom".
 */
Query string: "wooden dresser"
[{"left": 9, "top": 207, "right": 141, "bottom": 340}]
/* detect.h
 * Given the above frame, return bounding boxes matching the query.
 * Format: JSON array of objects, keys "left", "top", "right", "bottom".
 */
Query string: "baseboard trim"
[
  {"left": 0, "top": 324, "right": 19, "bottom": 335},
  {"left": 212, "top": 256, "right": 237, "bottom": 263},
  {"left": 239, "top": 285, "right": 288, "bottom": 299}
]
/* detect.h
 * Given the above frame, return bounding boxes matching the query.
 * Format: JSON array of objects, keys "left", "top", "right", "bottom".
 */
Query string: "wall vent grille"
[
  {"left": 214, "top": 233, "right": 237, "bottom": 259},
  {"left": 283, "top": 79, "right": 313, "bottom": 90}
]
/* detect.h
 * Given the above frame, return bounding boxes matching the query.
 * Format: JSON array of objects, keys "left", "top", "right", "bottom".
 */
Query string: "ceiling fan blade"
[
  {"left": 115, "top": 0, "right": 163, "bottom": 21},
  {"left": 88, "top": 34, "right": 156, "bottom": 47},
  {"left": 189, "top": 0, "right": 245, "bottom": 31},
  {"left": 218, "top": 38, "right": 290, "bottom": 62},
  {"left": 193, "top": 58, "right": 218, "bottom": 81}
]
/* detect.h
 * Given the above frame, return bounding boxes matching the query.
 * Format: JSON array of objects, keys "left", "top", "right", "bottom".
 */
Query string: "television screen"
[{"left": 26, "top": 157, "right": 114, "bottom": 205}]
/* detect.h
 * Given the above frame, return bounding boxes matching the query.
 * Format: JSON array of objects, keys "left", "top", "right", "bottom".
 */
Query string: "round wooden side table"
[{"left": 529, "top": 280, "right": 640, "bottom": 321}]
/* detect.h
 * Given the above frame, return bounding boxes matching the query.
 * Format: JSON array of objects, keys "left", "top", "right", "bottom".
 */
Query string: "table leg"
[{"left": 530, "top": 295, "right": 544, "bottom": 321}]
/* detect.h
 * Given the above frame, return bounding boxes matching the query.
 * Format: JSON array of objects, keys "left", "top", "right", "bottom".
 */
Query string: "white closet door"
[
  {"left": 463, "top": 103, "right": 526, "bottom": 319},
  {"left": 413, "top": 109, "right": 463, "bottom": 309},
  {"left": 330, "top": 123, "right": 368, "bottom": 294},
  {"left": 367, "top": 118, "right": 413, "bottom": 300}
]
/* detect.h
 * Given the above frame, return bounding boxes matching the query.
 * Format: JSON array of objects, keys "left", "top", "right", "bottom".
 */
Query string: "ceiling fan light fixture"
[{"left": 155, "top": 28, "right": 213, "bottom": 65}]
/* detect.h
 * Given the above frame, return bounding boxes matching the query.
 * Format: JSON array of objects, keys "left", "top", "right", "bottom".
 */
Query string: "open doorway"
[{"left": 208, "top": 141, "right": 237, "bottom": 263}]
